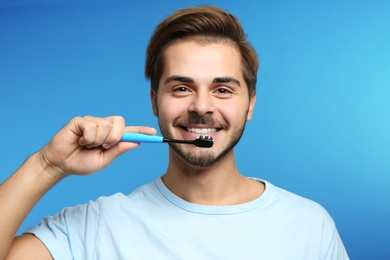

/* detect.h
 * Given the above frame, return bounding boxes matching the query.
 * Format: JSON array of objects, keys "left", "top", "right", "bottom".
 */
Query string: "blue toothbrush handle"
[{"left": 121, "top": 132, "right": 164, "bottom": 143}]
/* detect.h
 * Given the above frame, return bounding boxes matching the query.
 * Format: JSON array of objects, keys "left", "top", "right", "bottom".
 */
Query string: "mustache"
[{"left": 172, "top": 114, "right": 228, "bottom": 129}]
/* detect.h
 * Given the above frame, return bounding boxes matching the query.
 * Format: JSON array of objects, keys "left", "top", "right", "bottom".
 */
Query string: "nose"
[{"left": 188, "top": 90, "right": 215, "bottom": 116}]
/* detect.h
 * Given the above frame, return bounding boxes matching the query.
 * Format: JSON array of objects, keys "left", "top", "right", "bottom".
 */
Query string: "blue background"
[{"left": 1, "top": 0, "right": 389, "bottom": 259}]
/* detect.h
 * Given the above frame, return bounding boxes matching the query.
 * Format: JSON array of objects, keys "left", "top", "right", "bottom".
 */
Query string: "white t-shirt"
[{"left": 26, "top": 177, "right": 349, "bottom": 259}]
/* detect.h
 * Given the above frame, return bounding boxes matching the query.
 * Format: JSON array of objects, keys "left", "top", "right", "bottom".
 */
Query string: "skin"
[
  {"left": 151, "top": 41, "right": 263, "bottom": 205},
  {"left": 2, "top": 119, "right": 156, "bottom": 259},
  {"left": 1, "top": 41, "right": 264, "bottom": 259}
]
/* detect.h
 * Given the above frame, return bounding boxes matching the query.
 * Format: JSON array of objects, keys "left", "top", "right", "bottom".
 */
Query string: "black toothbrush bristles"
[
  {"left": 163, "top": 135, "right": 214, "bottom": 148},
  {"left": 192, "top": 135, "right": 214, "bottom": 148}
]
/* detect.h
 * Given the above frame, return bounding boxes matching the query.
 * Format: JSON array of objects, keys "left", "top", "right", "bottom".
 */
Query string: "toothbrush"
[{"left": 121, "top": 132, "right": 214, "bottom": 148}]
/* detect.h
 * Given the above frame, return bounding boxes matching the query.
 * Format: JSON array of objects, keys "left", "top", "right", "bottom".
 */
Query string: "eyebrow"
[
  {"left": 164, "top": 76, "right": 194, "bottom": 84},
  {"left": 212, "top": 77, "right": 241, "bottom": 87},
  {"left": 164, "top": 75, "right": 241, "bottom": 87}
]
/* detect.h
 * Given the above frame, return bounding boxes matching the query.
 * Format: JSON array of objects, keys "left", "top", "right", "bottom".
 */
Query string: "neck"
[{"left": 162, "top": 149, "right": 264, "bottom": 206}]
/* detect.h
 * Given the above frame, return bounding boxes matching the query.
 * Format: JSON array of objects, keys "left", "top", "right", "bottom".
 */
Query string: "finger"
[
  {"left": 106, "top": 125, "right": 158, "bottom": 160},
  {"left": 81, "top": 117, "right": 110, "bottom": 148},
  {"left": 77, "top": 117, "right": 98, "bottom": 147},
  {"left": 124, "top": 126, "right": 157, "bottom": 135},
  {"left": 102, "top": 116, "right": 125, "bottom": 149},
  {"left": 92, "top": 117, "right": 115, "bottom": 148},
  {"left": 77, "top": 116, "right": 114, "bottom": 148},
  {"left": 102, "top": 140, "right": 141, "bottom": 164}
]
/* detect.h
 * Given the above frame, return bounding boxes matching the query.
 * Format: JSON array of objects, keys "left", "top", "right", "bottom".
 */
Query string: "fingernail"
[{"left": 102, "top": 143, "right": 112, "bottom": 149}]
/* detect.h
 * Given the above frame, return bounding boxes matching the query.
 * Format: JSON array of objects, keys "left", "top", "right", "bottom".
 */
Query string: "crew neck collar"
[{"left": 154, "top": 176, "right": 272, "bottom": 215}]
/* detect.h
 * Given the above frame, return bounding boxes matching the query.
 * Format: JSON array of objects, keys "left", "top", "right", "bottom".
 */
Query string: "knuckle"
[
  {"left": 85, "top": 120, "right": 97, "bottom": 129},
  {"left": 69, "top": 116, "right": 82, "bottom": 125},
  {"left": 109, "top": 115, "right": 125, "bottom": 125},
  {"left": 100, "top": 119, "right": 112, "bottom": 128},
  {"left": 83, "top": 115, "right": 93, "bottom": 120}
]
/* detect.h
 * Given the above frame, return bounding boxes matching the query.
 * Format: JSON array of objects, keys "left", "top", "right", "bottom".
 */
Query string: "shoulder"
[
  {"left": 260, "top": 179, "right": 335, "bottom": 225},
  {"left": 87, "top": 180, "right": 165, "bottom": 219},
  {"left": 96, "top": 180, "right": 159, "bottom": 208},
  {"left": 28, "top": 181, "right": 157, "bottom": 231},
  {"left": 24, "top": 181, "right": 159, "bottom": 259},
  {"left": 258, "top": 180, "right": 349, "bottom": 259}
]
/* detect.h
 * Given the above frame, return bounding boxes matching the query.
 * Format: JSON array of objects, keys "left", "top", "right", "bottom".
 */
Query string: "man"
[{"left": 1, "top": 5, "right": 348, "bottom": 259}]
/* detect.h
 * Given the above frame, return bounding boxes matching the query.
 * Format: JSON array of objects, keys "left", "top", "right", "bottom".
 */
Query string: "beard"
[{"left": 159, "top": 113, "right": 247, "bottom": 168}]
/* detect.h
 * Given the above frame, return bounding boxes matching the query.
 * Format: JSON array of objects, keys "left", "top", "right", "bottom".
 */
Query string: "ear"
[
  {"left": 246, "top": 92, "right": 256, "bottom": 121},
  {"left": 150, "top": 88, "right": 158, "bottom": 117}
]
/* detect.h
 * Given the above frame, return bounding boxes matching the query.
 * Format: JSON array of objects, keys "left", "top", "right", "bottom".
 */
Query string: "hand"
[{"left": 38, "top": 116, "right": 156, "bottom": 180}]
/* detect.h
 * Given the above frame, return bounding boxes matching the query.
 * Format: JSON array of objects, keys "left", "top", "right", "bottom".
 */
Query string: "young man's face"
[{"left": 151, "top": 41, "right": 256, "bottom": 168}]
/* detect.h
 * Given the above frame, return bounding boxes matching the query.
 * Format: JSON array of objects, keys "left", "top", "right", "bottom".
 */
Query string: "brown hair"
[{"left": 145, "top": 5, "right": 259, "bottom": 97}]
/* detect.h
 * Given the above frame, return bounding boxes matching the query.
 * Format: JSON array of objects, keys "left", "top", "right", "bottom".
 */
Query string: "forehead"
[{"left": 161, "top": 41, "right": 244, "bottom": 82}]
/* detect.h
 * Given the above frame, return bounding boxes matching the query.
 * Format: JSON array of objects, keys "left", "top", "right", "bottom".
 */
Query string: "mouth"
[
  {"left": 184, "top": 127, "right": 221, "bottom": 135},
  {"left": 173, "top": 116, "right": 226, "bottom": 138},
  {"left": 184, "top": 127, "right": 220, "bottom": 135}
]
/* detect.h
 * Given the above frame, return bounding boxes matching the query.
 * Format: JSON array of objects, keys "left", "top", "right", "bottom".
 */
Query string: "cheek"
[
  {"left": 218, "top": 100, "right": 247, "bottom": 119},
  {"left": 157, "top": 97, "right": 187, "bottom": 121}
]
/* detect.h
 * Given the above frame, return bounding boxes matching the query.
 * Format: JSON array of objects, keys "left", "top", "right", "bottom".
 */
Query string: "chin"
[{"left": 170, "top": 141, "right": 234, "bottom": 168}]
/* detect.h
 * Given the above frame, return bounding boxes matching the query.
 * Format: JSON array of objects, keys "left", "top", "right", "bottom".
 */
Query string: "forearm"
[
  {"left": 0, "top": 116, "right": 146, "bottom": 258},
  {"left": 0, "top": 151, "right": 62, "bottom": 259}
]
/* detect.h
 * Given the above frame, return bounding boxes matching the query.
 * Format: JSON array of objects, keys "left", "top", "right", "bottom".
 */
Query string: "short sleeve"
[
  {"left": 25, "top": 200, "right": 100, "bottom": 260},
  {"left": 320, "top": 214, "right": 349, "bottom": 260}
]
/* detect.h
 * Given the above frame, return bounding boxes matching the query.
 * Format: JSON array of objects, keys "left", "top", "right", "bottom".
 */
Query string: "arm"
[{"left": 0, "top": 116, "right": 156, "bottom": 259}]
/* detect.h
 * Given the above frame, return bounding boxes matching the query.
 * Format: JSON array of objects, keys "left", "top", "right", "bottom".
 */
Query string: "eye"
[
  {"left": 215, "top": 87, "right": 233, "bottom": 96},
  {"left": 174, "top": 86, "right": 188, "bottom": 92},
  {"left": 172, "top": 85, "right": 191, "bottom": 96},
  {"left": 173, "top": 86, "right": 188, "bottom": 93}
]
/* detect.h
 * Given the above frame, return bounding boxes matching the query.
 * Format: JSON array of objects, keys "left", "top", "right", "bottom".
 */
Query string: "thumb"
[{"left": 103, "top": 142, "right": 141, "bottom": 164}]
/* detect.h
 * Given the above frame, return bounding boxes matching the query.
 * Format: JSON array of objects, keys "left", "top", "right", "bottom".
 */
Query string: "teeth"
[{"left": 187, "top": 128, "right": 217, "bottom": 134}]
